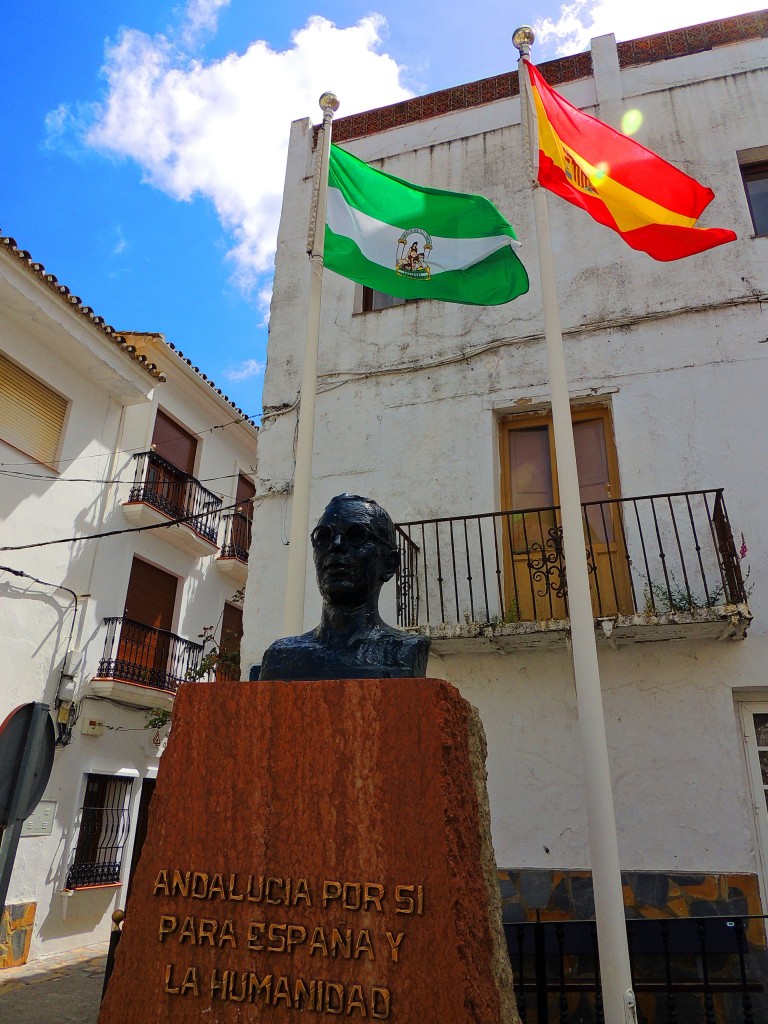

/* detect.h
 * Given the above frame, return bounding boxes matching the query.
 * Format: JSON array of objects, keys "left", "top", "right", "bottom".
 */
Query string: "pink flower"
[{"left": 739, "top": 533, "right": 748, "bottom": 560}]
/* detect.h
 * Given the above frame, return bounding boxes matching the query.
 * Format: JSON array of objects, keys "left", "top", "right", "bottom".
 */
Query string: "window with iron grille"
[{"left": 66, "top": 774, "right": 133, "bottom": 889}]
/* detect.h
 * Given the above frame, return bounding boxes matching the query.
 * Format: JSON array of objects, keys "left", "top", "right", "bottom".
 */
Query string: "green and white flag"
[{"left": 325, "top": 144, "right": 529, "bottom": 306}]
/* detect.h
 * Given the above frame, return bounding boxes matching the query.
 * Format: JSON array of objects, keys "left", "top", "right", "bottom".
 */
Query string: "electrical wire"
[
  {"left": 0, "top": 412, "right": 260, "bottom": 471},
  {"left": 0, "top": 468, "right": 256, "bottom": 496},
  {"left": 0, "top": 565, "right": 80, "bottom": 743},
  {"left": 0, "top": 498, "right": 252, "bottom": 552}
]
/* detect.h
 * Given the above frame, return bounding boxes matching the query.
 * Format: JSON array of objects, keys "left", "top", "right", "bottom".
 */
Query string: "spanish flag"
[{"left": 525, "top": 60, "right": 736, "bottom": 261}]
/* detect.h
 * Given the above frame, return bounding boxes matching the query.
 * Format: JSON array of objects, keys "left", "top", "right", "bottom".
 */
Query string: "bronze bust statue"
[{"left": 259, "top": 494, "right": 430, "bottom": 680}]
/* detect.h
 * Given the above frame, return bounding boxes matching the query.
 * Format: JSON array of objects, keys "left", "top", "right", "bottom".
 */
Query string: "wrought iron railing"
[
  {"left": 65, "top": 776, "right": 133, "bottom": 889},
  {"left": 95, "top": 615, "right": 204, "bottom": 693},
  {"left": 220, "top": 510, "right": 252, "bottom": 562},
  {"left": 128, "top": 450, "right": 222, "bottom": 545},
  {"left": 506, "top": 915, "right": 767, "bottom": 1023},
  {"left": 395, "top": 489, "right": 748, "bottom": 628}
]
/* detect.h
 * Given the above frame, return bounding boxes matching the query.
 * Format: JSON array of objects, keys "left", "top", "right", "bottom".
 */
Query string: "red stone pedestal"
[{"left": 100, "top": 678, "right": 518, "bottom": 1023}]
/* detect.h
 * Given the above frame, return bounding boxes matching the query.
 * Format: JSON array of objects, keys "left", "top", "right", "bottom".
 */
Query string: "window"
[
  {"left": 151, "top": 409, "right": 197, "bottom": 473},
  {"left": 143, "top": 409, "right": 198, "bottom": 516},
  {"left": 229, "top": 473, "right": 256, "bottom": 559},
  {"left": 113, "top": 559, "right": 180, "bottom": 688},
  {"left": 499, "top": 406, "right": 631, "bottom": 619},
  {"left": 361, "top": 288, "right": 406, "bottom": 312},
  {"left": 740, "top": 705, "right": 768, "bottom": 897},
  {"left": 741, "top": 162, "right": 768, "bottom": 236},
  {"left": 66, "top": 774, "right": 133, "bottom": 888},
  {"left": 0, "top": 351, "right": 67, "bottom": 466},
  {"left": 216, "top": 602, "right": 243, "bottom": 681}
]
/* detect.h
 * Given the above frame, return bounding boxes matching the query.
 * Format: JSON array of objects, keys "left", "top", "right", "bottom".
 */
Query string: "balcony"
[
  {"left": 216, "top": 510, "right": 252, "bottom": 585},
  {"left": 395, "top": 489, "right": 751, "bottom": 654},
  {"left": 122, "top": 450, "right": 223, "bottom": 556},
  {"left": 91, "top": 615, "right": 204, "bottom": 709}
]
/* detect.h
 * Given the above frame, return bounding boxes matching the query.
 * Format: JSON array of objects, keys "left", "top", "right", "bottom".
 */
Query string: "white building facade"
[
  {"left": 244, "top": 11, "right": 768, "bottom": 1011},
  {"left": 0, "top": 236, "right": 258, "bottom": 966}
]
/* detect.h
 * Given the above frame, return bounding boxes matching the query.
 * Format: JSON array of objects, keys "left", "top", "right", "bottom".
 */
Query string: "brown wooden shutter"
[
  {"left": 124, "top": 558, "right": 177, "bottom": 630},
  {"left": 220, "top": 603, "right": 243, "bottom": 650},
  {"left": 0, "top": 352, "right": 68, "bottom": 466},
  {"left": 218, "top": 603, "right": 243, "bottom": 681},
  {"left": 236, "top": 473, "right": 256, "bottom": 519},
  {"left": 151, "top": 410, "right": 197, "bottom": 474}
]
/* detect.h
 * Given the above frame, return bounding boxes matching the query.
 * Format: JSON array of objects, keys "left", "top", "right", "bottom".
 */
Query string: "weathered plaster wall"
[{"left": 243, "top": 27, "right": 768, "bottom": 897}]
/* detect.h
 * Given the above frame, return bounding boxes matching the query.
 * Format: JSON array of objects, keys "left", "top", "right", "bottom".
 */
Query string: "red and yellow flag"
[{"left": 525, "top": 60, "right": 736, "bottom": 261}]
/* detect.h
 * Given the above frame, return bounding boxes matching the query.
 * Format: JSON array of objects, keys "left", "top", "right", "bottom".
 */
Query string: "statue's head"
[{"left": 311, "top": 494, "right": 399, "bottom": 608}]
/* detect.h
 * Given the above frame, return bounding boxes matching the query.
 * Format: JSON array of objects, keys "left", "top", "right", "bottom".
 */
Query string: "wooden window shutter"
[
  {"left": 151, "top": 410, "right": 197, "bottom": 475},
  {"left": 221, "top": 602, "right": 243, "bottom": 649},
  {"left": 124, "top": 558, "right": 177, "bottom": 631},
  {"left": 218, "top": 603, "right": 243, "bottom": 681},
  {"left": 0, "top": 352, "right": 68, "bottom": 466},
  {"left": 236, "top": 474, "right": 256, "bottom": 519}
]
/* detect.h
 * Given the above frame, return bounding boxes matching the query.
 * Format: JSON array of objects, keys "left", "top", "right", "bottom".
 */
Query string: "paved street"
[{"left": 0, "top": 943, "right": 108, "bottom": 1024}]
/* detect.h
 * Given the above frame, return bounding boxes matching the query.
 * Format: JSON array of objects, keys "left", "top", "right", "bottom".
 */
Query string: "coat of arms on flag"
[{"left": 396, "top": 229, "right": 433, "bottom": 280}]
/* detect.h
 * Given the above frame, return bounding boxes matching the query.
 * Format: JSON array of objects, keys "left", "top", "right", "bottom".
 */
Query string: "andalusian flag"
[
  {"left": 325, "top": 144, "right": 529, "bottom": 305},
  {"left": 525, "top": 60, "right": 736, "bottom": 261}
]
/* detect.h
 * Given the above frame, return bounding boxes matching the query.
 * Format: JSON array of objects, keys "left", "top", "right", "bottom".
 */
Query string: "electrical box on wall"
[
  {"left": 81, "top": 718, "right": 104, "bottom": 736},
  {"left": 62, "top": 650, "right": 83, "bottom": 676}
]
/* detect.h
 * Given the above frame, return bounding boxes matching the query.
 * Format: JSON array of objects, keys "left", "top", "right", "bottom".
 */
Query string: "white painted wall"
[
  {"left": 0, "top": 250, "right": 258, "bottom": 960},
  {"left": 243, "top": 29, "right": 768, "bottom": 896}
]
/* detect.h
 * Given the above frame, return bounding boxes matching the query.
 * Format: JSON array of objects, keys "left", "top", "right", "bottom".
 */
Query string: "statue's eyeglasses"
[{"left": 311, "top": 523, "right": 375, "bottom": 549}]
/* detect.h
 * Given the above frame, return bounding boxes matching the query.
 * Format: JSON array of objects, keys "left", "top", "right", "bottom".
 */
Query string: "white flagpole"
[
  {"left": 513, "top": 28, "right": 637, "bottom": 1024},
  {"left": 283, "top": 91, "right": 339, "bottom": 637}
]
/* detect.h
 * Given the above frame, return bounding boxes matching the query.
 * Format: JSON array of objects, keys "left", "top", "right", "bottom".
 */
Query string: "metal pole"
[
  {"left": 513, "top": 28, "right": 637, "bottom": 1024},
  {"left": 283, "top": 91, "right": 340, "bottom": 637}
]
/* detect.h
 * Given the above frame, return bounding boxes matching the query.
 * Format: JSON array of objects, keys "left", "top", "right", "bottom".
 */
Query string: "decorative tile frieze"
[
  {"left": 0, "top": 902, "right": 36, "bottom": 969},
  {"left": 496, "top": 868, "right": 764, "bottom": 936}
]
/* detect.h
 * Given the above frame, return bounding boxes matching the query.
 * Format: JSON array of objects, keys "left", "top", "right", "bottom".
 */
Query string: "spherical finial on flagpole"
[
  {"left": 319, "top": 92, "right": 340, "bottom": 114},
  {"left": 512, "top": 25, "right": 535, "bottom": 55}
]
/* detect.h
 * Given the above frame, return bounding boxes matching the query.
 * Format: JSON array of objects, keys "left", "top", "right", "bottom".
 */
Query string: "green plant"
[
  {"left": 187, "top": 624, "right": 241, "bottom": 682},
  {"left": 146, "top": 707, "right": 172, "bottom": 730},
  {"left": 639, "top": 568, "right": 751, "bottom": 615}
]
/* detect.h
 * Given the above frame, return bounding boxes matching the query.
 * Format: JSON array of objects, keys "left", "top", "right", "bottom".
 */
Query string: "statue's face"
[{"left": 312, "top": 500, "right": 398, "bottom": 608}]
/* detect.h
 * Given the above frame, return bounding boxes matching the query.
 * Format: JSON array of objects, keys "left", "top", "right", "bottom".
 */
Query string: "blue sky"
[{"left": 2, "top": 0, "right": 762, "bottom": 419}]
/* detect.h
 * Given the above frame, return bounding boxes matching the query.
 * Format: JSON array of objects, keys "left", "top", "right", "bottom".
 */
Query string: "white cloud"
[
  {"left": 179, "top": 0, "right": 231, "bottom": 47},
  {"left": 112, "top": 225, "right": 128, "bottom": 256},
  {"left": 223, "top": 358, "right": 266, "bottom": 382},
  {"left": 82, "top": 11, "right": 412, "bottom": 310},
  {"left": 535, "top": 0, "right": 762, "bottom": 55}
]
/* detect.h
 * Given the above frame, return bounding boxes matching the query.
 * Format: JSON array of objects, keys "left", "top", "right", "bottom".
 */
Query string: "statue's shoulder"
[
  {"left": 378, "top": 625, "right": 428, "bottom": 648},
  {"left": 375, "top": 625, "right": 430, "bottom": 676},
  {"left": 264, "top": 630, "right": 317, "bottom": 653}
]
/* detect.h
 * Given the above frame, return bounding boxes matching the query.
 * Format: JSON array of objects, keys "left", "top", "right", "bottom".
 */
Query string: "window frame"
[
  {"left": 355, "top": 284, "right": 422, "bottom": 314},
  {"left": 738, "top": 703, "right": 768, "bottom": 904},
  {"left": 497, "top": 404, "right": 630, "bottom": 620},
  {"left": 65, "top": 774, "right": 134, "bottom": 890},
  {"left": 0, "top": 350, "right": 69, "bottom": 469},
  {"left": 741, "top": 160, "right": 768, "bottom": 237}
]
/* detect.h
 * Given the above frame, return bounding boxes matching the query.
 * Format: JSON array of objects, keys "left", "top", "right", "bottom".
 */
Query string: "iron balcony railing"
[
  {"left": 220, "top": 510, "right": 252, "bottom": 562},
  {"left": 395, "top": 489, "right": 748, "bottom": 628},
  {"left": 128, "top": 450, "right": 222, "bottom": 545},
  {"left": 96, "top": 616, "right": 204, "bottom": 693},
  {"left": 506, "top": 914, "right": 767, "bottom": 1023},
  {"left": 65, "top": 776, "right": 133, "bottom": 890}
]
